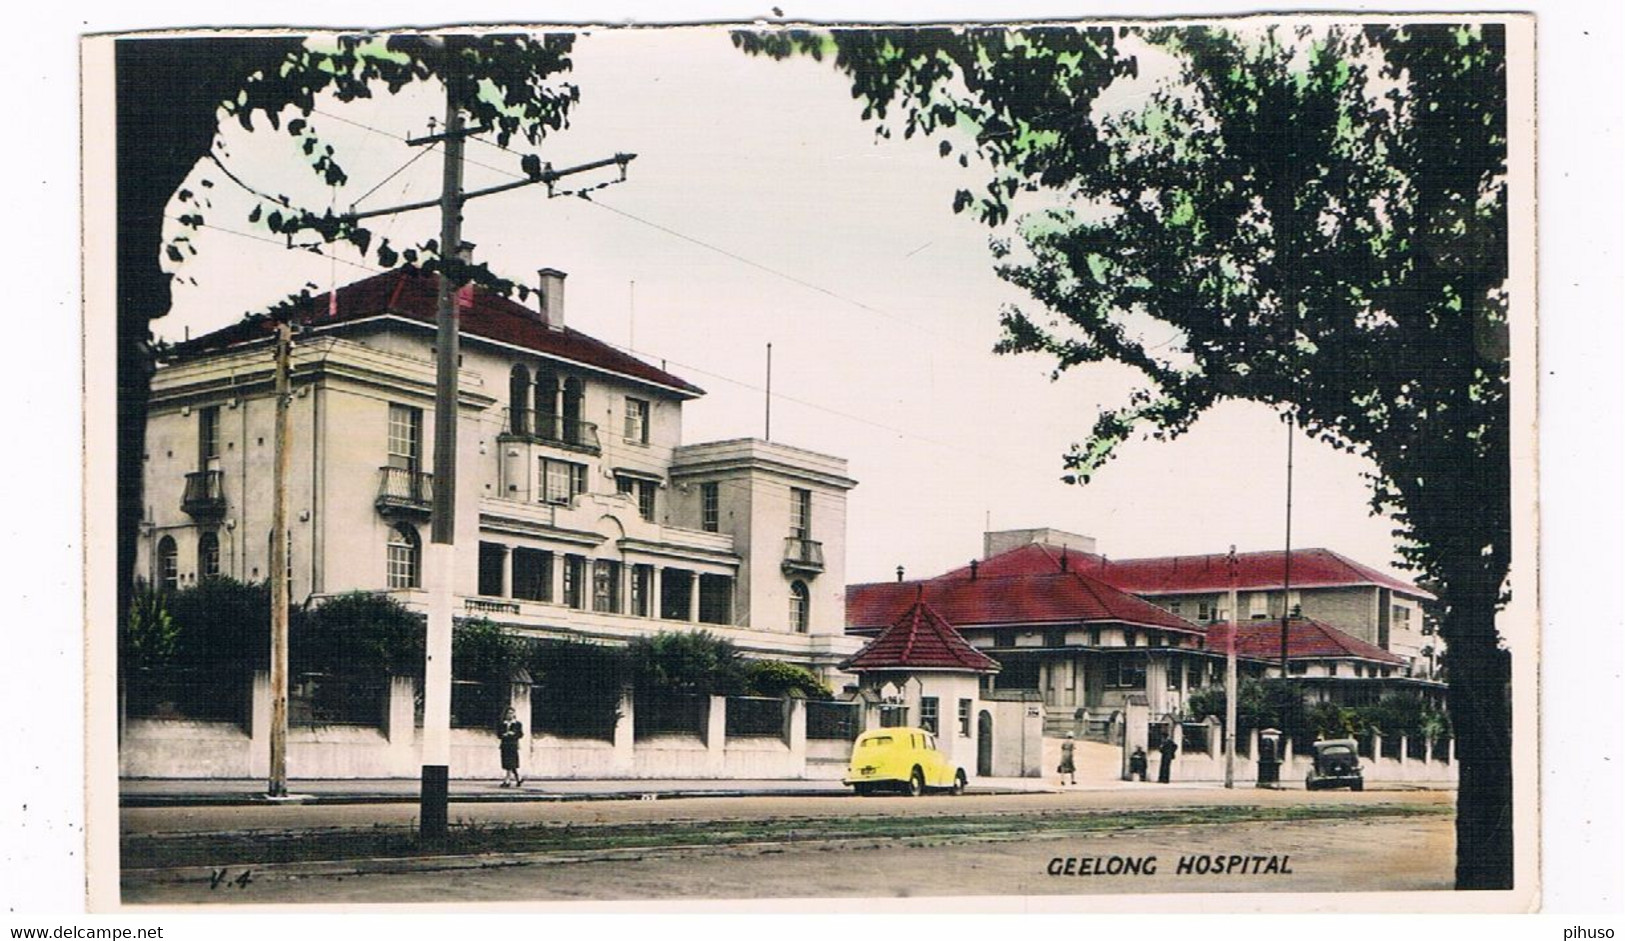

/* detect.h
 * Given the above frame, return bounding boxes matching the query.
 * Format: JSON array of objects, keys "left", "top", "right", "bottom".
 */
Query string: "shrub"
[
  {"left": 162, "top": 576, "right": 272, "bottom": 674},
  {"left": 122, "top": 583, "right": 179, "bottom": 672},
  {"left": 294, "top": 591, "right": 424, "bottom": 678},
  {"left": 627, "top": 630, "right": 747, "bottom": 697},
  {"left": 528, "top": 640, "right": 627, "bottom": 738},
  {"left": 743, "top": 659, "right": 832, "bottom": 699}
]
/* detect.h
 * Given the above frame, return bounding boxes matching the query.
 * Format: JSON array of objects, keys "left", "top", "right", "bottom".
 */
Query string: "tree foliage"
[
  {"left": 740, "top": 22, "right": 1512, "bottom": 888},
  {"left": 159, "top": 576, "right": 273, "bottom": 674}
]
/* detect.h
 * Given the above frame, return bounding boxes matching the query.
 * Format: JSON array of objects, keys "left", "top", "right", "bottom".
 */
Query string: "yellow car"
[{"left": 844, "top": 726, "right": 967, "bottom": 796}]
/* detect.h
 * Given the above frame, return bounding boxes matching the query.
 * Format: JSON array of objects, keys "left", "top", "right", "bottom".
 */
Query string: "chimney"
[
  {"left": 537, "top": 268, "right": 567, "bottom": 331},
  {"left": 969, "top": 560, "right": 979, "bottom": 580},
  {"left": 896, "top": 565, "right": 905, "bottom": 583}
]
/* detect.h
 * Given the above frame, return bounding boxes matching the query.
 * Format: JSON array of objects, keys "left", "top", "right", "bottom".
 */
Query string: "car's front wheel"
[
  {"left": 907, "top": 768, "right": 925, "bottom": 797},
  {"left": 853, "top": 783, "right": 874, "bottom": 797},
  {"left": 951, "top": 770, "right": 967, "bottom": 795}
]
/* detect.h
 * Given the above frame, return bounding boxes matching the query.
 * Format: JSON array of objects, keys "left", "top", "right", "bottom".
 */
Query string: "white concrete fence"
[
  {"left": 1144, "top": 718, "right": 1458, "bottom": 787},
  {"left": 119, "top": 671, "right": 860, "bottom": 781}
]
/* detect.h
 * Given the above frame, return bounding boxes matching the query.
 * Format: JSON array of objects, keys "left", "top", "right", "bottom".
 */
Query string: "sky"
[{"left": 152, "top": 25, "right": 1411, "bottom": 586}]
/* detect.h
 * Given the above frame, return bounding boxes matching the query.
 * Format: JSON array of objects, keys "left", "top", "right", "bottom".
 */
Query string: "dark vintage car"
[{"left": 1305, "top": 738, "right": 1365, "bottom": 791}]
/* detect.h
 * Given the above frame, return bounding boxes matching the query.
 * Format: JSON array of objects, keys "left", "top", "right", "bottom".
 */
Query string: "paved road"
[{"left": 120, "top": 788, "right": 1455, "bottom": 905}]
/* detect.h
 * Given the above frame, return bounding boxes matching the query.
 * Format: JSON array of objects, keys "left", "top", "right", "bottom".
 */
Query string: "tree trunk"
[{"left": 1440, "top": 594, "right": 1513, "bottom": 890}]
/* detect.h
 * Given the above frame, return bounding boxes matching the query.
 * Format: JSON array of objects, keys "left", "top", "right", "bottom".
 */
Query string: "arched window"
[
  {"left": 533, "top": 367, "right": 558, "bottom": 439},
  {"left": 562, "top": 376, "right": 584, "bottom": 443},
  {"left": 788, "top": 580, "right": 810, "bottom": 634},
  {"left": 197, "top": 531, "right": 220, "bottom": 579},
  {"left": 508, "top": 364, "right": 530, "bottom": 435},
  {"left": 386, "top": 524, "right": 421, "bottom": 589},
  {"left": 156, "top": 536, "right": 178, "bottom": 592}
]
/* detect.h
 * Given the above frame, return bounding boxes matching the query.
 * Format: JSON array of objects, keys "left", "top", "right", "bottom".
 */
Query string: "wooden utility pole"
[
  {"left": 1281, "top": 415, "right": 1295, "bottom": 676},
  {"left": 1224, "top": 545, "right": 1239, "bottom": 790},
  {"left": 418, "top": 78, "right": 467, "bottom": 840},
  {"left": 268, "top": 319, "right": 292, "bottom": 798},
  {"left": 285, "top": 39, "right": 636, "bottom": 837}
]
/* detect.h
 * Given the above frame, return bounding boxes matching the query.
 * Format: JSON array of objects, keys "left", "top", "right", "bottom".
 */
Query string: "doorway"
[{"left": 977, "top": 710, "right": 994, "bottom": 777}]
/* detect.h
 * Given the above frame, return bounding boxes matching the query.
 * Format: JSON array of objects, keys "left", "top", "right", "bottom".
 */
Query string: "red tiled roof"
[
  {"left": 847, "top": 553, "right": 1202, "bottom": 636},
  {"left": 1073, "top": 547, "right": 1430, "bottom": 600},
  {"left": 842, "top": 598, "right": 1001, "bottom": 673},
  {"left": 1204, "top": 617, "right": 1406, "bottom": 665},
  {"left": 169, "top": 268, "right": 704, "bottom": 398}
]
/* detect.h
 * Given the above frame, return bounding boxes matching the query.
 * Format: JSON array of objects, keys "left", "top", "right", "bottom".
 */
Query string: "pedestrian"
[
  {"left": 1158, "top": 733, "right": 1178, "bottom": 784},
  {"left": 498, "top": 706, "right": 524, "bottom": 788},
  {"left": 1058, "top": 732, "right": 1077, "bottom": 786},
  {"left": 1129, "top": 746, "right": 1148, "bottom": 782}
]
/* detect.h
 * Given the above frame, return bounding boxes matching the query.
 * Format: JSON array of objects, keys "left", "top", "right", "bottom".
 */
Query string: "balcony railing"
[
  {"left": 465, "top": 597, "right": 520, "bottom": 616},
  {"left": 782, "top": 536, "right": 825, "bottom": 576},
  {"left": 181, "top": 469, "right": 227, "bottom": 520},
  {"left": 499, "top": 407, "right": 600, "bottom": 454},
  {"left": 375, "top": 466, "right": 434, "bottom": 518}
]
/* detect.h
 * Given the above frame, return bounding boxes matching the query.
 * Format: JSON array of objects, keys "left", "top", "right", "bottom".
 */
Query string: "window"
[
  {"left": 788, "top": 580, "right": 810, "bottom": 633},
  {"left": 616, "top": 475, "right": 657, "bottom": 521},
  {"left": 512, "top": 548, "right": 552, "bottom": 602},
  {"left": 1044, "top": 628, "right": 1067, "bottom": 648},
  {"left": 562, "top": 555, "right": 586, "bottom": 609},
  {"left": 994, "top": 629, "right": 1015, "bottom": 648},
  {"left": 701, "top": 482, "right": 720, "bottom": 533},
  {"left": 698, "top": 574, "right": 733, "bottom": 625},
  {"left": 197, "top": 531, "right": 220, "bottom": 579},
  {"left": 592, "top": 559, "right": 622, "bottom": 613},
  {"left": 508, "top": 365, "right": 530, "bottom": 435},
  {"left": 388, "top": 404, "right": 422, "bottom": 471},
  {"left": 1124, "top": 629, "right": 1137, "bottom": 648},
  {"left": 1106, "top": 658, "right": 1146, "bottom": 689},
  {"left": 1354, "top": 663, "right": 1365, "bottom": 678},
  {"left": 1327, "top": 662, "right": 1339, "bottom": 677},
  {"left": 919, "top": 696, "right": 939, "bottom": 735},
  {"left": 1088, "top": 627, "right": 1101, "bottom": 647},
  {"left": 1198, "top": 601, "right": 1213, "bottom": 621},
  {"left": 386, "top": 524, "right": 420, "bottom": 589},
  {"left": 1168, "top": 658, "right": 1181, "bottom": 689},
  {"left": 958, "top": 698, "right": 972, "bottom": 737},
  {"left": 1288, "top": 661, "right": 1308, "bottom": 675},
  {"left": 630, "top": 564, "right": 653, "bottom": 617},
  {"left": 156, "top": 536, "right": 178, "bottom": 591},
  {"left": 1168, "top": 601, "right": 1182, "bottom": 616},
  {"left": 790, "top": 487, "right": 812, "bottom": 538},
  {"left": 533, "top": 369, "right": 558, "bottom": 438},
  {"left": 1249, "top": 591, "right": 1270, "bottom": 619},
  {"left": 1392, "top": 605, "right": 1412, "bottom": 627},
  {"left": 478, "top": 543, "right": 506, "bottom": 597},
  {"left": 198, "top": 406, "right": 221, "bottom": 468},
  {"left": 541, "top": 458, "right": 587, "bottom": 505},
  {"left": 1186, "top": 663, "right": 1203, "bottom": 690},
  {"left": 660, "top": 568, "right": 693, "bottom": 620},
  {"left": 623, "top": 397, "right": 650, "bottom": 444}
]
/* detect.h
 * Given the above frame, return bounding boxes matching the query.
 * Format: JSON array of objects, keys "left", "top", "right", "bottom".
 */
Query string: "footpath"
[{"left": 118, "top": 774, "right": 1178, "bottom": 807}]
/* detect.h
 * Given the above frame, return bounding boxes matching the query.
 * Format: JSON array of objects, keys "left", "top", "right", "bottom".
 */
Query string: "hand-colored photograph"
[{"left": 84, "top": 16, "right": 1537, "bottom": 911}]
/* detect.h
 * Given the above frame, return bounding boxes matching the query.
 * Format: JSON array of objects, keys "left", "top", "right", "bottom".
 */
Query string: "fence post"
[
  {"left": 385, "top": 675, "right": 416, "bottom": 776},
  {"left": 248, "top": 669, "right": 272, "bottom": 779},
  {"left": 786, "top": 697, "right": 807, "bottom": 778},
  {"left": 612, "top": 686, "right": 635, "bottom": 776},
  {"left": 706, "top": 695, "right": 727, "bottom": 776}
]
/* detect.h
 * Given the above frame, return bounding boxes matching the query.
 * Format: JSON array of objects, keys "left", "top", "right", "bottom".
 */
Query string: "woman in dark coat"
[{"left": 498, "top": 707, "right": 524, "bottom": 787}]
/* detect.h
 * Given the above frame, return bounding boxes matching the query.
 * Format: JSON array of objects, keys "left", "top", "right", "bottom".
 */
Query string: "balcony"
[
  {"left": 375, "top": 466, "right": 434, "bottom": 519},
  {"left": 181, "top": 469, "right": 227, "bottom": 521},
  {"left": 782, "top": 536, "right": 825, "bottom": 576},
  {"left": 499, "top": 407, "right": 600, "bottom": 455}
]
